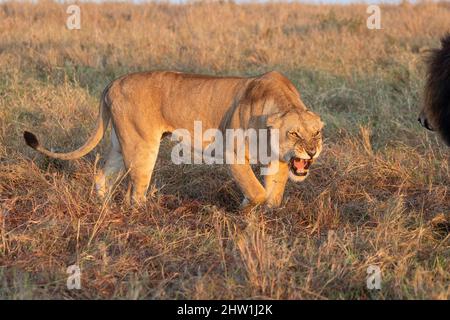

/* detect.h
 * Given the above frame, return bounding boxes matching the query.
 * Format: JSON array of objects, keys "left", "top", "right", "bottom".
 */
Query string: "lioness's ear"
[{"left": 266, "top": 112, "right": 283, "bottom": 128}]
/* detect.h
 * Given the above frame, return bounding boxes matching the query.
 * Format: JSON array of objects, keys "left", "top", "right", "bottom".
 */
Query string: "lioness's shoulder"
[
  {"left": 258, "top": 70, "right": 288, "bottom": 81},
  {"left": 249, "top": 71, "right": 301, "bottom": 102}
]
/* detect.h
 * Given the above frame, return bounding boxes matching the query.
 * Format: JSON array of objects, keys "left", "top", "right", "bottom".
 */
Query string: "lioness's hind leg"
[
  {"left": 95, "top": 129, "right": 125, "bottom": 200},
  {"left": 122, "top": 139, "right": 161, "bottom": 206}
]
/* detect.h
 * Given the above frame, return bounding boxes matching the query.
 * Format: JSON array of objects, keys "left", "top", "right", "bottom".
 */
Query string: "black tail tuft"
[{"left": 24, "top": 131, "right": 39, "bottom": 149}]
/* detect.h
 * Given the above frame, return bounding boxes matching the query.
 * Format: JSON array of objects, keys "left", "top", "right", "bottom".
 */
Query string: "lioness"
[
  {"left": 24, "top": 71, "right": 323, "bottom": 208},
  {"left": 418, "top": 34, "right": 450, "bottom": 143}
]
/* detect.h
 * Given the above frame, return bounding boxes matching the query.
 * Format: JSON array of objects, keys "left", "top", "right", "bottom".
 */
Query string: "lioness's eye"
[{"left": 288, "top": 131, "right": 301, "bottom": 139}]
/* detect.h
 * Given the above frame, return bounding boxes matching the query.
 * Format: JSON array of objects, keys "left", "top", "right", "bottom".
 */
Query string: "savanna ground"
[{"left": 0, "top": 1, "right": 449, "bottom": 299}]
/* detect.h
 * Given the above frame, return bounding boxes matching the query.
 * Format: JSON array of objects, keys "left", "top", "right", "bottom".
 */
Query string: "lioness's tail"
[{"left": 24, "top": 85, "right": 111, "bottom": 160}]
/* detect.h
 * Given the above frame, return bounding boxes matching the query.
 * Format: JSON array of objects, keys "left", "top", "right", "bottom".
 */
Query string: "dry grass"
[{"left": 0, "top": 1, "right": 449, "bottom": 299}]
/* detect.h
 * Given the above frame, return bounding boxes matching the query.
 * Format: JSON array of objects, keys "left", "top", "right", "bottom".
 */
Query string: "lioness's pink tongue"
[{"left": 293, "top": 159, "right": 306, "bottom": 170}]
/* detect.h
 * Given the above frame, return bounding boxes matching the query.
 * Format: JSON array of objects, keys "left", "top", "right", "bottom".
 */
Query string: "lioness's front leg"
[
  {"left": 228, "top": 163, "right": 266, "bottom": 207},
  {"left": 264, "top": 160, "right": 289, "bottom": 208}
]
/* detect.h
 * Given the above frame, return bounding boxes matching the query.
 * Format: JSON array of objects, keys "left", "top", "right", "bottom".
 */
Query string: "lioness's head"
[
  {"left": 268, "top": 109, "right": 324, "bottom": 181},
  {"left": 418, "top": 34, "right": 450, "bottom": 145}
]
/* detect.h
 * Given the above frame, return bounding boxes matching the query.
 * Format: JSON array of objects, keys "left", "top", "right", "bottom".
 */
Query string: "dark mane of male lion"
[{"left": 424, "top": 34, "right": 450, "bottom": 144}]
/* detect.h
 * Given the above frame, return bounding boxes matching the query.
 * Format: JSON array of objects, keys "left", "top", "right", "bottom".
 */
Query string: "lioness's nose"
[{"left": 306, "top": 149, "right": 316, "bottom": 158}]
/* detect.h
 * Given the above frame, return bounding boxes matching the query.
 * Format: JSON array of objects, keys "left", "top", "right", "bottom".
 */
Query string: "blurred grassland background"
[{"left": 0, "top": 1, "right": 449, "bottom": 299}]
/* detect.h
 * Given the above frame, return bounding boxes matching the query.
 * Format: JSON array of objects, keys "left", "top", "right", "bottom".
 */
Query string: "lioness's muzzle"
[{"left": 289, "top": 157, "right": 313, "bottom": 176}]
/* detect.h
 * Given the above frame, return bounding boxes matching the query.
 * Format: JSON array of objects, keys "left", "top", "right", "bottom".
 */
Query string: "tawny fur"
[{"left": 24, "top": 71, "right": 323, "bottom": 207}]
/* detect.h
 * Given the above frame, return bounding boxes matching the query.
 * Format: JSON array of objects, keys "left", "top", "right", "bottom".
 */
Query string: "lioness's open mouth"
[{"left": 289, "top": 157, "right": 313, "bottom": 176}]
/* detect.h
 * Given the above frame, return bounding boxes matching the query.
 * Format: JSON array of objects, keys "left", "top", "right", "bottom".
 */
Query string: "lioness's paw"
[
  {"left": 265, "top": 198, "right": 284, "bottom": 209},
  {"left": 239, "top": 196, "right": 267, "bottom": 211}
]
